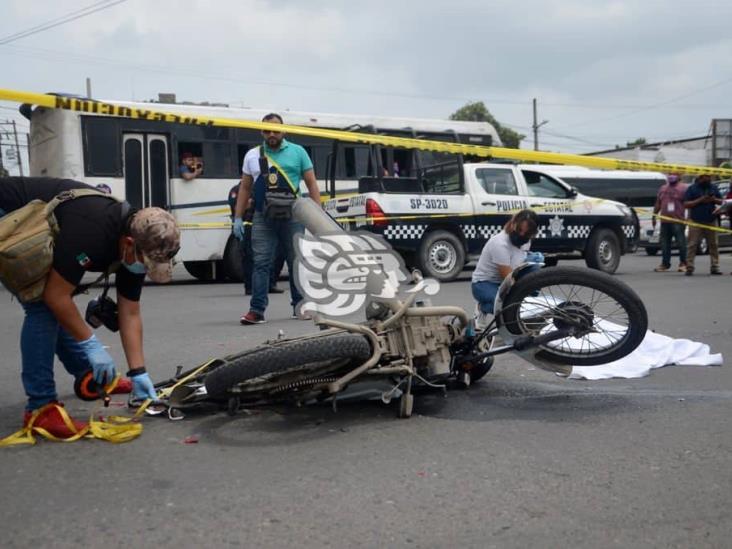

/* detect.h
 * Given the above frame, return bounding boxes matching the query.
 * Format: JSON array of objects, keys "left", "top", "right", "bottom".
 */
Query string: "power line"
[
  {"left": 558, "top": 74, "right": 732, "bottom": 129},
  {"left": 0, "top": 0, "right": 128, "bottom": 45},
  {"left": 2, "top": 42, "right": 730, "bottom": 113}
]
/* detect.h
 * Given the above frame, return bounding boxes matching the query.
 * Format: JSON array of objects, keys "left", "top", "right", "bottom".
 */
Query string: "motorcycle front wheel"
[{"left": 499, "top": 266, "right": 648, "bottom": 366}]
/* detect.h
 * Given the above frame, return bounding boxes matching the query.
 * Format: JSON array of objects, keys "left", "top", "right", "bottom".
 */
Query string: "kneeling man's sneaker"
[
  {"left": 473, "top": 304, "right": 491, "bottom": 331},
  {"left": 23, "top": 402, "right": 88, "bottom": 439}
]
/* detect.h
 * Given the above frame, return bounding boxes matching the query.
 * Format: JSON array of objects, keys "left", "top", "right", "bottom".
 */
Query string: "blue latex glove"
[
  {"left": 233, "top": 218, "right": 245, "bottom": 241},
  {"left": 77, "top": 334, "right": 116, "bottom": 386},
  {"left": 131, "top": 372, "right": 158, "bottom": 401},
  {"left": 525, "top": 251, "right": 545, "bottom": 264}
]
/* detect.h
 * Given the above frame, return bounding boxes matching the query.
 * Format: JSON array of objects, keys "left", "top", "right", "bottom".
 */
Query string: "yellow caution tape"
[
  {"left": 157, "top": 359, "right": 218, "bottom": 401},
  {"left": 0, "top": 377, "right": 145, "bottom": 446},
  {"left": 2, "top": 87, "right": 732, "bottom": 178},
  {"left": 0, "top": 359, "right": 220, "bottom": 446}
]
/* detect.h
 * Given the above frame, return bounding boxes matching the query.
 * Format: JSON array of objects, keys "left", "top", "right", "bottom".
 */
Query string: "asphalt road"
[{"left": 0, "top": 252, "right": 730, "bottom": 548}]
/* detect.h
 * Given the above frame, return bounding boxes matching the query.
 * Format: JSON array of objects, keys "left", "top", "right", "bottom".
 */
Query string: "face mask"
[
  {"left": 510, "top": 232, "right": 530, "bottom": 248},
  {"left": 122, "top": 244, "right": 147, "bottom": 275}
]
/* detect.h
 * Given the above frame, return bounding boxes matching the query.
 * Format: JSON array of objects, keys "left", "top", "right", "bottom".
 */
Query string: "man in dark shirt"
[
  {"left": 0, "top": 177, "right": 181, "bottom": 437},
  {"left": 683, "top": 174, "right": 723, "bottom": 276}
]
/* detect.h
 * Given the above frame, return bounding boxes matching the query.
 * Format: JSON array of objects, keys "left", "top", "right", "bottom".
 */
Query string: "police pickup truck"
[{"left": 324, "top": 163, "right": 638, "bottom": 281}]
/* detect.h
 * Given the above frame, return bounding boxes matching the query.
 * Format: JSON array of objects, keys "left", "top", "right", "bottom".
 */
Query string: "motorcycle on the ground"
[{"left": 153, "top": 199, "right": 648, "bottom": 420}]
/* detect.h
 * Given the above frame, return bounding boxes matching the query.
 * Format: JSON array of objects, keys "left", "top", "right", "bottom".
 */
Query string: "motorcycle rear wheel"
[
  {"left": 499, "top": 266, "right": 647, "bottom": 366},
  {"left": 204, "top": 333, "right": 372, "bottom": 399}
]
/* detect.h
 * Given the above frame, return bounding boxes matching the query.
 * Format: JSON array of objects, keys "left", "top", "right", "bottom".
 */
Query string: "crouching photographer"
[{"left": 0, "top": 177, "right": 180, "bottom": 438}]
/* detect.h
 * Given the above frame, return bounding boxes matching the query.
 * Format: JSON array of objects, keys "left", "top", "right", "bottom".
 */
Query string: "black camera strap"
[{"left": 75, "top": 261, "right": 121, "bottom": 296}]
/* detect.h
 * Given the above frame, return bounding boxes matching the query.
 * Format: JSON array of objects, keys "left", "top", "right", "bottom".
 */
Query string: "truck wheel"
[
  {"left": 417, "top": 230, "right": 465, "bottom": 282},
  {"left": 645, "top": 247, "right": 659, "bottom": 256},
  {"left": 585, "top": 228, "right": 621, "bottom": 274},
  {"left": 223, "top": 236, "right": 244, "bottom": 282}
]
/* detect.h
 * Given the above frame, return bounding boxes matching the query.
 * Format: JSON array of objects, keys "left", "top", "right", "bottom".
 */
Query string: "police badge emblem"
[{"left": 268, "top": 173, "right": 278, "bottom": 186}]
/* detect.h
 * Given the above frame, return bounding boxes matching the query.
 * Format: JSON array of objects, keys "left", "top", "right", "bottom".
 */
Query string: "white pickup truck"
[{"left": 324, "top": 162, "right": 638, "bottom": 281}]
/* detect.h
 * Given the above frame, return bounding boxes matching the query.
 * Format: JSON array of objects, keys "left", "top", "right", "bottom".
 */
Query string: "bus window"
[
  {"left": 178, "top": 142, "right": 203, "bottom": 176},
  {"left": 178, "top": 142, "right": 202, "bottom": 160},
  {"left": 175, "top": 125, "right": 230, "bottom": 142},
  {"left": 201, "top": 142, "right": 234, "bottom": 178},
  {"left": 82, "top": 117, "right": 121, "bottom": 176},
  {"left": 303, "top": 146, "right": 314, "bottom": 170},
  {"left": 561, "top": 176, "right": 660, "bottom": 208},
  {"left": 344, "top": 146, "right": 370, "bottom": 178},
  {"left": 393, "top": 149, "right": 413, "bottom": 177},
  {"left": 311, "top": 145, "right": 330, "bottom": 179},
  {"left": 237, "top": 144, "right": 252, "bottom": 175}
]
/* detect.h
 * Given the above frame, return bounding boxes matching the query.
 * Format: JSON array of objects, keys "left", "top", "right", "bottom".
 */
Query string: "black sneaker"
[
  {"left": 711, "top": 269, "right": 722, "bottom": 275},
  {"left": 240, "top": 311, "right": 266, "bottom": 325},
  {"left": 685, "top": 269, "right": 694, "bottom": 276}
]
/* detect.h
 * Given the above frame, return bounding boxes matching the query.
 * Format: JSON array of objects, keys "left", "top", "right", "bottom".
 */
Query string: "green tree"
[
  {"left": 626, "top": 137, "right": 647, "bottom": 147},
  {"left": 449, "top": 101, "right": 525, "bottom": 148}
]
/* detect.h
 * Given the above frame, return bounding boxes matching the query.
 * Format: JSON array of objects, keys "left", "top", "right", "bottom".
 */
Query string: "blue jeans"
[
  {"left": 472, "top": 264, "right": 542, "bottom": 315},
  {"left": 472, "top": 280, "right": 500, "bottom": 314},
  {"left": 249, "top": 212, "right": 303, "bottom": 314},
  {"left": 20, "top": 302, "right": 92, "bottom": 410},
  {"left": 2, "top": 207, "right": 92, "bottom": 409},
  {"left": 660, "top": 222, "right": 687, "bottom": 268}
]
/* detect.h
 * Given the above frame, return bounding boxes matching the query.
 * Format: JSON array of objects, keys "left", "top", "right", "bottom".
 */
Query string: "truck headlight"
[{"left": 615, "top": 204, "right": 632, "bottom": 217}]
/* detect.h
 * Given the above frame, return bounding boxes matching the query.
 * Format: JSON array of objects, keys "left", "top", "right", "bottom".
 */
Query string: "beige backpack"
[{"left": 0, "top": 188, "right": 115, "bottom": 303}]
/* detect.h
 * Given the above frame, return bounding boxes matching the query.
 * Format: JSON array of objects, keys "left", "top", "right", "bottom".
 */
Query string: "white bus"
[
  {"left": 536, "top": 165, "right": 667, "bottom": 250},
  {"left": 21, "top": 96, "right": 500, "bottom": 280}
]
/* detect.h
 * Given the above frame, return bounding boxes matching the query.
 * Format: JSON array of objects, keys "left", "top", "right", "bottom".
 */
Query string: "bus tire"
[
  {"left": 585, "top": 228, "right": 621, "bottom": 274},
  {"left": 417, "top": 229, "right": 465, "bottom": 282},
  {"left": 223, "top": 236, "right": 244, "bottom": 282},
  {"left": 183, "top": 261, "right": 215, "bottom": 281}
]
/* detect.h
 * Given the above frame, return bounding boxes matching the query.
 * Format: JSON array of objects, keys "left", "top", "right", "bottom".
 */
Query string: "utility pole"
[
  {"left": 12, "top": 120, "right": 23, "bottom": 176},
  {"left": 532, "top": 98, "right": 548, "bottom": 151}
]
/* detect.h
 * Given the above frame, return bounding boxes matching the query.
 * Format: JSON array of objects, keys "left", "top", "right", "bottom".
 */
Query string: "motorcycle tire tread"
[{"left": 204, "top": 333, "right": 372, "bottom": 399}]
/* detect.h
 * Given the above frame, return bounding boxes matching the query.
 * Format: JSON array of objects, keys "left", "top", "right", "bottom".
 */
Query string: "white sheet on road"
[
  {"left": 513, "top": 297, "right": 723, "bottom": 380},
  {"left": 568, "top": 329, "right": 724, "bottom": 380}
]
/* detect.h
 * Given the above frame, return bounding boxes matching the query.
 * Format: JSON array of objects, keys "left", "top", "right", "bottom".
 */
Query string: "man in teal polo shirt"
[{"left": 233, "top": 113, "right": 320, "bottom": 324}]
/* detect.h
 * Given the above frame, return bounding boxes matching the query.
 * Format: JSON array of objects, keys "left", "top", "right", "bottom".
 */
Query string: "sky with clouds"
[{"left": 1, "top": 0, "right": 731, "bottom": 173}]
